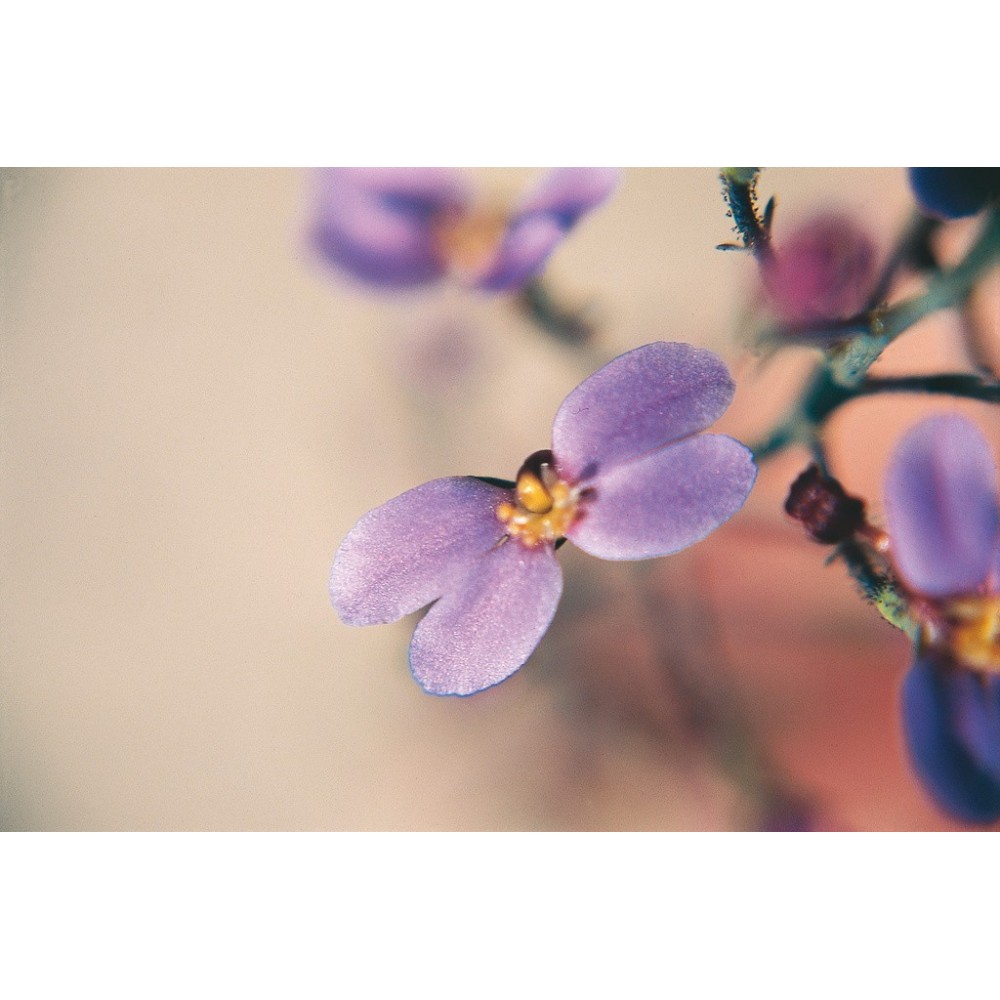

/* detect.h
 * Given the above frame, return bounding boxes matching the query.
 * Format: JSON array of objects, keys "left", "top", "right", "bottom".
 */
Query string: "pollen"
[
  {"left": 497, "top": 450, "right": 581, "bottom": 548},
  {"left": 434, "top": 207, "right": 508, "bottom": 277},
  {"left": 943, "top": 596, "right": 1000, "bottom": 674}
]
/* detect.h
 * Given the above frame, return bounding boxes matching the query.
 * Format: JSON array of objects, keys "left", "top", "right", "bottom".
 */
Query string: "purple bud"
[{"left": 761, "top": 213, "right": 877, "bottom": 325}]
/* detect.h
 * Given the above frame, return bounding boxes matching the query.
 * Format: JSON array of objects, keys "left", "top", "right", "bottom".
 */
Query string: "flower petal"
[
  {"left": 472, "top": 169, "right": 620, "bottom": 292},
  {"left": 310, "top": 168, "right": 468, "bottom": 289},
  {"left": 409, "top": 540, "right": 562, "bottom": 696},
  {"left": 902, "top": 656, "right": 1000, "bottom": 823},
  {"left": 473, "top": 214, "right": 566, "bottom": 292},
  {"left": 552, "top": 342, "right": 737, "bottom": 483},
  {"left": 566, "top": 433, "right": 756, "bottom": 560},
  {"left": 330, "top": 477, "right": 510, "bottom": 626},
  {"left": 909, "top": 167, "right": 1000, "bottom": 220},
  {"left": 952, "top": 670, "right": 1000, "bottom": 784},
  {"left": 884, "top": 414, "right": 999, "bottom": 598},
  {"left": 515, "top": 168, "right": 621, "bottom": 226}
]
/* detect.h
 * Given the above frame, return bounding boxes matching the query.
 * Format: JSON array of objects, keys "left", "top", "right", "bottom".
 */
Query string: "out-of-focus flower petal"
[
  {"left": 552, "top": 342, "right": 737, "bottom": 483},
  {"left": 515, "top": 168, "right": 621, "bottom": 226},
  {"left": 909, "top": 167, "right": 1000, "bottom": 220},
  {"left": 472, "top": 168, "right": 620, "bottom": 291},
  {"left": 884, "top": 414, "right": 999, "bottom": 598},
  {"left": 330, "top": 477, "right": 509, "bottom": 626},
  {"left": 952, "top": 670, "right": 1000, "bottom": 783},
  {"left": 566, "top": 434, "right": 756, "bottom": 560},
  {"left": 472, "top": 214, "right": 566, "bottom": 292},
  {"left": 902, "top": 656, "right": 1000, "bottom": 823},
  {"left": 409, "top": 540, "right": 563, "bottom": 696},
  {"left": 761, "top": 213, "right": 877, "bottom": 324},
  {"left": 311, "top": 168, "right": 467, "bottom": 288},
  {"left": 332, "top": 168, "right": 470, "bottom": 206}
]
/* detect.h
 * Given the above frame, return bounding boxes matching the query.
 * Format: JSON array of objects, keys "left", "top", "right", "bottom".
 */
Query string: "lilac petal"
[
  {"left": 332, "top": 168, "right": 470, "bottom": 206},
  {"left": 885, "top": 414, "right": 999, "bottom": 598},
  {"left": 472, "top": 169, "right": 620, "bottom": 292},
  {"left": 902, "top": 656, "right": 1000, "bottom": 823},
  {"left": 472, "top": 214, "right": 566, "bottom": 292},
  {"left": 330, "top": 477, "right": 510, "bottom": 626},
  {"left": 409, "top": 539, "right": 562, "bottom": 696},
  {"left": 515, "top": 168, "right": 621, "bottom": 226},
  {"left": 310, "top": 168, "right": 468, "bottom": 289},
  {"left": 552, "top": 342, "right": 737, "bottom": 483},
  {"left": 566, "top": 434, "right": 756, "bottom": 560}
]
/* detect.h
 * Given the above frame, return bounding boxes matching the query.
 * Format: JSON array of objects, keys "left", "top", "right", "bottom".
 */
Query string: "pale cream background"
[{"left": 5, "top": 167, "right": 974, "bottom": 830}]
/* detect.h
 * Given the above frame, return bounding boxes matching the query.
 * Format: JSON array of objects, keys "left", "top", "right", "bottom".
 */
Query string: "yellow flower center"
[
  {"left": 941, "top": 596, "right": 1000, "bottom": 674},
  {"left": 496, "top": 451, "right": 580, "bottom": 549},
  {"left": 433, "top": 207, "right": 509, "bottom": 278}
]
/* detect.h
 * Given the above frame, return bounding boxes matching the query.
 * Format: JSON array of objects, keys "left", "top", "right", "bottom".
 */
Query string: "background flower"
[
  {"left": 909, "top": 167, "right": 1000, "bottom": 220},
  {"left": 310, "top": 167, "right": 620, "bottom": 292}
]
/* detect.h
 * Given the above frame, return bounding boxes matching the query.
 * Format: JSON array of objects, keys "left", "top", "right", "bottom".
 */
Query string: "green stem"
[
  {"left": 751, "top": 208, "right": 1000, "bottom": 462},
  {"left": 859, "top": 374, "right": 1000, "bottom": 404},
  {"left": 718, "top": 168, "right": 773, "bottom": 259},
  {"left": 517, "top": 277, "right": 596, "bottom": 346},
  {"left": 829, "top": 207, "right": 1000, "bottom": 385},
  {"left": 879, "top": 209, "right": 1000, "bottom": 339}
]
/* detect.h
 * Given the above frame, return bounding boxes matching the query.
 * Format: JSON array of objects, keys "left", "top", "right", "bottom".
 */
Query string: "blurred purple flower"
[
  {"left": 330, "top": 342, "right": 757, "bottom": 696},
  {"left": 310, "top": 168, "right": 620, "bottom": 292},
  {"left": 761, "top": 213, "right": 877, "bottom": 325},
  {"left": 909, "top": 168, "right": 1000, "bottom": 220},
  {"left": 884, "top": 413, "right": 1000, "bottom": 822}
]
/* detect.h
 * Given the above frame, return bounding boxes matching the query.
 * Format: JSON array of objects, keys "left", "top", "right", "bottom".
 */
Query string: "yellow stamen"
[
  {"left": 516, "top": 470, "right": 553, "bottom": 514},
  {"left": 497, "top": 455, "right": 580, "bottom": 549},
  {"left": 434, "top": 208, "right": 508, "bottom": 276},
  {"left": 945, "top": 596, "right": 1000, "bottom": 674}
]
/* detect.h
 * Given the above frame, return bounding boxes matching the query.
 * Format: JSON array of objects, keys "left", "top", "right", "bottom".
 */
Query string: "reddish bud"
[
  {"left": 785, "top": 465, "right": 866, "bottom": 544},
  {"left": 762, "top": 213, "right": 877, "bottom": 325}
]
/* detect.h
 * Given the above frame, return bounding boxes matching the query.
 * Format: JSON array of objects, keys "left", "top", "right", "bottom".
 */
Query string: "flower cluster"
[
  {"left": 884, "top": 414, "right": 1000, "bottom": 822},
  {"left": 320, "top": 166, "right": 1000, "bottom": 827},
  {"left": 330, "top": 342, "right": 757, "bottom": 696}
]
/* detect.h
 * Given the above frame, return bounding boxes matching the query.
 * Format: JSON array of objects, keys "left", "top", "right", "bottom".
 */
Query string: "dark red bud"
[{"left": 785, "top": 465, "right": 866, "bottom": 544}]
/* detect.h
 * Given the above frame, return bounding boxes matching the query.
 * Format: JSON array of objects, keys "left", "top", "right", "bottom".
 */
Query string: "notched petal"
[
  {"left": 409, "top": 540, "right": 563, "bottom": 696},
  {"left": 330, "top": 477, "right": 510, "bottom": 626},
  {"left": 552, "top": 342, "right": 737, "bottom": 483},
  {"left": 565, "top": 433, "right": 756, "bottom": 560}
]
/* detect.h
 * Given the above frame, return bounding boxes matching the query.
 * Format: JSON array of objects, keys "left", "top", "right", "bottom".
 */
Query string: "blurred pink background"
[{"left": 2, "top": 167, "right": 995, "bottom": 830}]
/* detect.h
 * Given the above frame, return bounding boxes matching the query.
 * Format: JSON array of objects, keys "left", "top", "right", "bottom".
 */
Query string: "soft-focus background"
[{"left": 2, "top": 167, "right": 995, "bottom": 830}]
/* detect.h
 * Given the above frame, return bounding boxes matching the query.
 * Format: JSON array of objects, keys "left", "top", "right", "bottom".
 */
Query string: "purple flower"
[
  {"left": 310, "top": 168, "right": 620, "bottom": 292},
  {"left": 330, "top": 342, "right": 757, "bottom": 696},
  {"left": 884, "top": 413, "right": 1000, "bottom": 822},
  {"left": 908, "top": 168, "right": 1000, "bottom": 220},
  {"left": 760, "top": 212, "right": 877, "bottom": 325}
]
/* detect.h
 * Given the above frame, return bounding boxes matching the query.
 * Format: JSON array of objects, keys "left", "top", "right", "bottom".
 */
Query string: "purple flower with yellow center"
[
  {"left": 330, "top": 342, "right": 757, "bottom": 696},
  {"left": 884, "top": 413, "right": 1000, "bottom": 822},
  {"left": 310, "top": 167, "right": 620, "bottom": 292}
]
